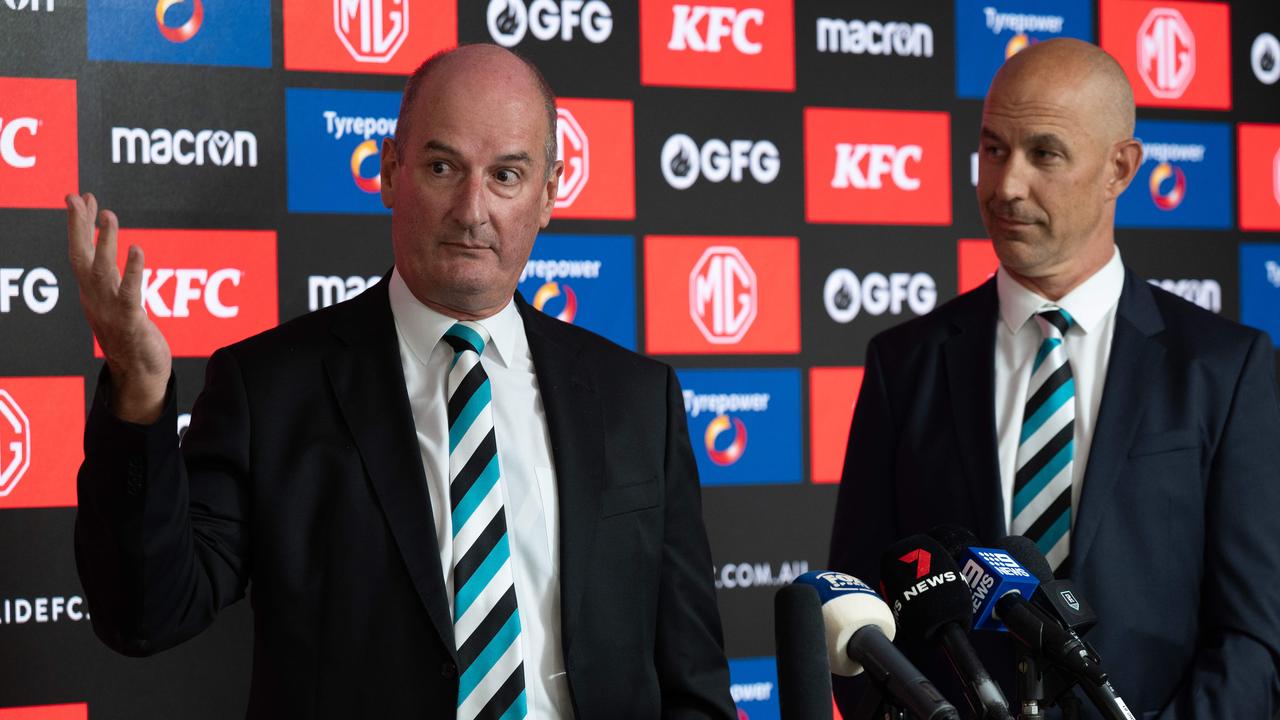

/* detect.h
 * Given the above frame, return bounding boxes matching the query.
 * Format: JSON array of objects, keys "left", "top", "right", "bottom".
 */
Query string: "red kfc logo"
[
  {"left": 0, "top": 377, "right": 83, "bottom": 510},
  {"left": 809, "top": 366, "right": 864, "bottom": 484},
  {"left": 805, "top": 108, "right": 951, "bottom": 225},
  {"left": 94, "top": 229, "right": 278, "bottom": 358},
  {"left": 0, "top": 77, "right": 78, "bottom": 210},
  {"left": 1238, "top": 124, "right": 1280, "bottom": 231},
  {"left": 552, "top": 98, "right": 634, "bottom": 220},
  {"left": 958, "top": 239, "right": 999, "bottom": 293},
  {"left": 283, "top": 0, "right": 456, "bottom": 75},
  {"left": 640, "top": 0, "right": 794, "bottom": 91},
  {"left": 1101, "top": 0, "right": 1230, "bottom": 110},
  {"left": 644, "top": 235, "right": 799, "bottom": 354}
]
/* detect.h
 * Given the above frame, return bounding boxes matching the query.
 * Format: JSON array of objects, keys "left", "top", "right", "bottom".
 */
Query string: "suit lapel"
[
  {"left": 518, "top": 297, "right": 605, "bottom": 656},
  {"left": 943, "top": 279, "right": 1006, "bottom": 542},
  {"left": 1072, "top": 269, "right": 1165, "bottom": 571},
  {"left": 323, "top": 278, "right": 456, "bottom": 658}
]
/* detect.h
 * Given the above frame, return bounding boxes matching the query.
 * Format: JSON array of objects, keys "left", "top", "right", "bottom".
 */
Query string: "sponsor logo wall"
[{"left": 1, "top": 1, "right": 1277, "bottom": 716}]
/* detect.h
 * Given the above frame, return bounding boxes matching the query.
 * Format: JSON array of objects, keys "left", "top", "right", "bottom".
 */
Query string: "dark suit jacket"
[
  {"left": 75, "top": 278, "right": 735, "bottom": 719},
  {"left": 829, "top": 269, "right": 1280, "bottom": 719}
]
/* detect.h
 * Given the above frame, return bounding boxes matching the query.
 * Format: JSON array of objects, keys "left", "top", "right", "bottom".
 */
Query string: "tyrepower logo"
[
  {"left": 955, "top": 0, "right": 1092, "bottom": 99},
  {"left": 809, "top": 366, "right": 863, "bottom": 484},
  {"left": 87, "top": 0, "right": 271, "bottom": 68},
  {"left": 677, "top": 368, "right": 801, "bottom": 485},
  {"left": 660, "top": 134, "right": 780, "bottom": 190},
  {"left": 640, "top": 0, "right": 794, "bottom": 91},
  {"left": 487, "top": 0, "right": 614, "bottom": 47},
  {"left": 805, "top": 108, "right": 951, "bottom": 225},
  {"left": 0, "top": 705, "right": 88, "bottom": 720},
  {"left": 958, "top": 238, "right": 999, "bottom": 293},
  {"left": 517, "top": 234, "right": 637, "bottom": 350},
  {"left": 0, "top": 77, "right": 77, "bottom": 210},
  {"left": 0, "top": 377, "right": 83, "bottom": 510},
  {"left": 1239, "top": 124, "right": 1280, "bottom": 231},
  {"left": 95, "top": 230, "right": 278, "bottom": 358},
  {"left": 645, "top": 236, "right": 799, "bottom": 355},
  {"left": 284, "top": 0, "right": 455, "bottom": 75},
  {"left": 1101, "top": 0, "right": 1230, "bottom": 110},
  {"left": 1118, "top": 120, "right": 1231, "bottom": 229},
  {"left": 728, "top": 658, "right": 781, "bottom": 720},
  {"left": 1241, "top": 244, "right": 1280, "bottom": 348},
  {"left": 286, "top": 88, "right": 400, "bottom": 214},
  {"left": 552, "top": 98, "right": 634, "bottom": 219}
]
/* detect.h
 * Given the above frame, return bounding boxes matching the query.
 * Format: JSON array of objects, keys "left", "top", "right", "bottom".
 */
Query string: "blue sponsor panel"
[
  {"left": 87, "top": 0, "right": 271, "bottom": 68},
  {"left": 1241, "top": 244, "right": 1280, "bottom": 348},
  {"left": 729, "top": 657, "right": 781, "bottom": 720},
  {"left": 286, "top": 87, "right": 400, "bottom": 215},
  {"left": 955, "top": 0, "right": 1092, "bottom": 98},
  {"left": 518, "top": 234, "right": 637, "bottom": 351},
  {"left": 677, "top": 369, "right": 802, "bottom": 486},
  {"left": 1118, "top": 121, "right": 1232, "bottom": 230}
]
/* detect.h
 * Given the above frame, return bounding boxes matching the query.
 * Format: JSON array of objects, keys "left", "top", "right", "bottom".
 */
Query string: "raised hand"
[{"left": 66, "top": 193, "right": 172, "bottom": 424}]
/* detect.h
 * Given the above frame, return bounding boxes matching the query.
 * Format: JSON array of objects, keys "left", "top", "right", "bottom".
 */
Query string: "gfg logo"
[
  {"left": 1253, "top": 33, "right": 1280, "bottom": 85},
  {"left": 1138, "top": 8, "right": 1195, "bottom": 99},
  {"left": 660, "top": 134, "right": 779, "bottom": 190},
  {"left": 668, "top": 4, "right": 764, "bottom": 55},
  {"left": 334, "top": 0, "right": 409, "bottom": 63},
  {"left": 487, "top": 0, "right": 613, "bottom": 47},
  {"left": 111, "top": 127, "right": 258, "bottom": 167},
  {"left": 823, "top": 268, "right": 936, "bottom": 323},
  {"left": 0, "top": 390, "right": 31, "bottom": 498},
  {"left": 0, "top": 268, "right": 58, "bottom": 314},
  {"left": 831, "top": 143, "right": 922, "bottom": 190},
  {"left": 556, "top": 107, "right": 589, "bottom": 208},
  {"left": 0, "top": 117, "right": 38, "bottom": 169},
  {"left": 140, "top": 268, "right": 243, "bottom": 318},
  {"left": 690, "top": 246, "right": 756, "bottom": 344}
]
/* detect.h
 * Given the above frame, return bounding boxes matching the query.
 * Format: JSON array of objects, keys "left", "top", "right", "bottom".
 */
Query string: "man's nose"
[{"left": 449, "top": 174, "right": 488, "bottom": 229}]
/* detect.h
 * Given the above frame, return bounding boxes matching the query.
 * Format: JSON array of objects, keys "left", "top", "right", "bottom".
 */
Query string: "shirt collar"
[
  {"left": 996, "top": 246, "right": 1125, "bottom": 335},
  {"left": 388, "top": 268, "right": 521, "bottom": 368}
]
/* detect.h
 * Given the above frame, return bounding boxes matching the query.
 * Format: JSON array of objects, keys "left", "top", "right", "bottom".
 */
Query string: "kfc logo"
[
  {"left": 284, "top": 0, "right": 453, "bottom": 75},
  {"left": 1101, "top": 0, "right": 1229, "bottom": 110},
  {"left": 550, "top": 98, "right": 634, "bottom": 219},
  {"left": 1138, "top": 8, "right": 1195, "bottom": 99},
  {"left": 0, "top": 267, "right": 59, "bottom": 314},
  {"left": 805, "top": 108, "right": 950, "bottom": 225},
  {"left": 0, "top": 377, "right": 83, "bottom": 510},
  {"left": 487, "top": 0, "right": 613, "bottom": 47},
  {"left": 690, "top": 246, "right": 757, "bottom": 344},
  {"left": 0, "top": 77, "right": 77, "bottom": 209},
  {"left": 334, "top": 0, "right": 408, "bottom": 62},
  {"left": 1238, "top": 124, "right": 1280, "bottom": 231},
  {"left": 660, "top": 134, "right": 779, "bottom": 190},
  {"left": 640, "top": 0, "right": 793, "bottom": 90}
]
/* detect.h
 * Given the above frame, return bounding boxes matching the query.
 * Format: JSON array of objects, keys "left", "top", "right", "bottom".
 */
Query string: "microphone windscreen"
[
  {"left": 928, "top": 524, "right": 982, "bottom": 561},
  {"left": 793, "top": 571, "right": 896, "bottom": 676},
  {"left": 774, "top": 584, "right": 835, "bottom": 718},
  {"left": 879, "top": 535, "right": 973, "bottom": 644},
  {"left": 997, "top": 535, "right": 1054, "bottom": 583}
]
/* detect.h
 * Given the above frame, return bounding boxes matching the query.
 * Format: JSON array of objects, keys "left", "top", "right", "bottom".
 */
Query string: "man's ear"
[
  {"left": 539, "top": 159, "right": 564, "bottom": 227},
  {"left": 1105, "top": 138, "right": 1143, "bottom": 201},
  {"left": 380, "top": 137, "right": 399, "bottom": 209}
]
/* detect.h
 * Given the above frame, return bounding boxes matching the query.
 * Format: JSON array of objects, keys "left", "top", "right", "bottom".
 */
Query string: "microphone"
[
  {"left": 929, "top": 527, "right": 1041, "bottom": 632},
  {"left": 774, "top": 583, "right": 834, "bottom": 720},
  {"left": 792, "top": 571, "right": 960, "bottom": 720},
  {"left": 998, "top": 535, "right": 1097, "bottom": 635},
  {"left": 880, "top": 536, "right": 1014, "bottom": 720}
]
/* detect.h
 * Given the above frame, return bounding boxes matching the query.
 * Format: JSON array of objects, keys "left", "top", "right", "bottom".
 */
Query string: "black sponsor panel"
[
  {"left": 460, "top": 0, "right": 637, "bottom": 97},
  {"left": 1117, "top": 230, "right": 1239, "bottom": 321},
  {"left": 0, "top": 0, "right": 85, "bottom": 78},
  {"left": 801, "top": 230, "right": 956, "bottom": 366},
  {"left": 950, "top": 99, "right": 986, "bottom": 236},
  {"left": 636, "top": 92, "right": 801, "bottom": 235},
  {"left": 703, "top": 484, "right": 838, "bottom": 658},
  {"left": 277, "top": 215, "right": 393, "bottom": 323},
  {"left": 1233, "top": 2, "right": 1280, "bottom": 120},
  {"left": 796, "top": 0, "right": 953, "bottom": 107}
]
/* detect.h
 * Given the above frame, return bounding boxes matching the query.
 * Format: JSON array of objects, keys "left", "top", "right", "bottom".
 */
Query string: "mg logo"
[
  {"left": 689, "top": 246, "right": 756, "bottom": 344},
  {"left": 555, "top": 107, "right": 589, "bottom": 208},
  {"left": 335, "top": 0, "right": 409, "bottom": 63},
  {"left": 0, "top": 390, "right": 31, "bottom": 497},
  {"left": 1138, "top": 8, "right": 1195, "bottom": 99}
]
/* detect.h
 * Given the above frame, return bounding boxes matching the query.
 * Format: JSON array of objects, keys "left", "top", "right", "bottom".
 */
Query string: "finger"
[
  {"left": 65, "top": 194, "right": 92, "bottom": 275},
  {"left": 118, "top": 245, "right": 144, "bottom": 310},
  {"left": 91, "top": 209, "right": 122, "bottom": 287}
]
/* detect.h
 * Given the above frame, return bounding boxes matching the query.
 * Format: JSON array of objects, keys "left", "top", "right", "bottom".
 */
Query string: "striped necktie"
[
  {"left": 442, "top": 321, "right": 528, "bottom": 720},
  {"left": 1010, "top": 307, "right": 1075, "bottom": 574}
]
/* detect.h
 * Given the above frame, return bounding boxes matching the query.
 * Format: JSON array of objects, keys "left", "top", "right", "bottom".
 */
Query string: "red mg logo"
[
  {"left": 0, "top": 389, "right": 31, "bottom": 497},
  {"left": 1138, "top": 8, "right": 1195, "bottom": 99},
  {"left": 334, "top": 0, "right": 409, "bottom": 63},
  {"left": 556, "top": 107, "right": 589, "bottom": 209},
  {"left": 689, "top": 246, "right": 756, "bottom": 344}
]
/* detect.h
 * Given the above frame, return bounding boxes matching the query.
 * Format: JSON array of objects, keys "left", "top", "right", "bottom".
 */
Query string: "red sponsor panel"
[
  {"left": 1100, "top": 0, "right": 1231, "bottom": 110},
  {"left": 1239, "top": 124, "right": 1280, "bottom": 231},
  {"left": 0, "top": 377, "right": 83, "bottom": 510},
  {"left": 639, "top": 0, "right": 794, "bottom": 91},
  {"left": 552, "top": 98, "right": 635, "bottom": 220},
  {"left": 283, "top": 0, "right": 456, "bottom": 74},
  {"left": 809, "top": 366, "right": 863, "bottom": 485},
  {"left": 644, "top": 235, "right": 799, "bottom": 354},
  {"left": 0, "top": 705, "right": 88, "bottom": 720},
  {"left": 93, "top": 230, "right": 278, "bottom": 358},
  {"left": 958, "top": 238, "right": 999, "bottom": 293},
  {"left": 0, "top": 77, "right": 78, "bottom": 209},
  {"left": 805, "top": 108, "right": 951, "bottom": 226}
]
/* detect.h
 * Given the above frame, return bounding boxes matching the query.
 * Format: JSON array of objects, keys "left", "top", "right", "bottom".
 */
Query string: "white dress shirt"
[
  {"left": 994, "top": 248, "right": 1125, "bottom": 533},
  {"left": 388, "top": 270, "right": 573, "bottom": 719}
]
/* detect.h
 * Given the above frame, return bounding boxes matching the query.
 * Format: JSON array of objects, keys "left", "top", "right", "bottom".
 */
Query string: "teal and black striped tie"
[
  {"left": 1011, "top": 307, "right": 1075, "bottom": 574},
  {"left": 443, "top": 321, "right": 528, "bottom": 720}
]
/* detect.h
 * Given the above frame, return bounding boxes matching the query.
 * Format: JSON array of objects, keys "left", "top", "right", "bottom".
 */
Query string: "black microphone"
[
  {"left": 792, "top": 571, "right": 960, "bottom": 720},
  {"left": 880, "top": 535, "right": 1014, "bottom": 720},
  {"left": 998, "top": 535, "right": 1097, "bottom": 635},
  {"left": 774, "top": 583, "right": 834, "bottom": 720}
]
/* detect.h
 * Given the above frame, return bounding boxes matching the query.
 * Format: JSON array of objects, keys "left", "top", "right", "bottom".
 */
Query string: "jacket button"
[{"left": 441, "top": 661, "right": 457, "bottom": 679}]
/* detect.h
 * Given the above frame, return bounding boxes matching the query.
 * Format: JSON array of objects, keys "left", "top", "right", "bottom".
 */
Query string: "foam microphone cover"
[
  {"left": 929, "top": 524, "right": 983, "bottom": 561},
  {"left": 774, "top": 584, "right": 835, "bottom": 719},
  {"left": 879, "top": 535, "right": 974, "bottom": 644},
  {"left": 997, "top": 535, "right": 1054, "bottom": 582}
]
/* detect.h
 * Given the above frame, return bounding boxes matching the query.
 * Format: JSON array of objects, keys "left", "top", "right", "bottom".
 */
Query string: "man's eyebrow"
[
  {"left": 979, "top": 127, "right": 1004, "bottom": 143},
  {"left": 496, "top": 151, "right": 534, "bottom": 166},
  {"left": 1026, "top": 132, "right": 1068, "bottom": 150},
  {"left": 423, "top": 140, "right": 460, "bottom": 156}
]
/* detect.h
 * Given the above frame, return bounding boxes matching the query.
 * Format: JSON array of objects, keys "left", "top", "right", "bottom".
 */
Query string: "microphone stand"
[
  {"left": 1015, "top": 648, "right": 1047, "bottom": 720},
  {"left": 852, "top": 681, "right": 908, "bottom": 720}
]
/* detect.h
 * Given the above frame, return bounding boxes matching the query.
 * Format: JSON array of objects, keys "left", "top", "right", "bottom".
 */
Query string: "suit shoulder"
[
  {"left": 867, "top": 284, "right": 993, "bottom": 356},
  {"left": 216, "top": 293, "right": 361, "bottom": 366},
  {"left": 527, "top": 310, "right": 670, "bottom": 382}
]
